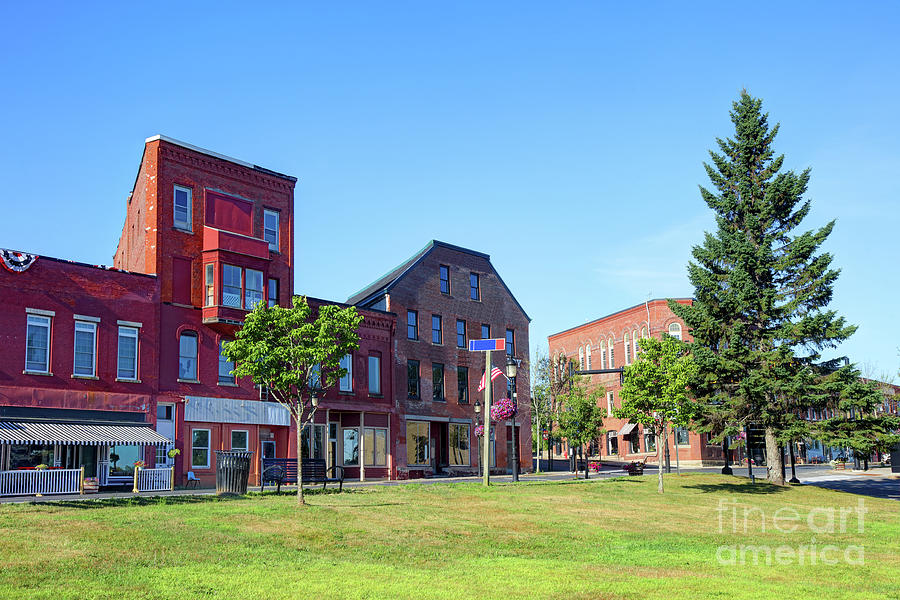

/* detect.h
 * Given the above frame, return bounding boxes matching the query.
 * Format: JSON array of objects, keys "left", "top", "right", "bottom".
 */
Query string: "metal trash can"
[
  {"left": 215, "top": 451, "right": 254, "bottom": 496},
  {"left": 890, "top": 444, "right": 900, "bottom": 474}
]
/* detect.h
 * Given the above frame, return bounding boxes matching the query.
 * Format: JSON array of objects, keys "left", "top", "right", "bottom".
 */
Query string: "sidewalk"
[{"left": 0, "top": 469, "right": 624, "bottom": 504}]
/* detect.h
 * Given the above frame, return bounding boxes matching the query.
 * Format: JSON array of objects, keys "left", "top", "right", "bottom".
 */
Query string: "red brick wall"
[
  {"left": 379, "top": 243, "right": 532, "bottom": 475},
  {"left": 0, "top": 256, "right": 158, "bottom": 419},
  {"left": 548, "top": 299, "right": 722, "bottom": 465}
]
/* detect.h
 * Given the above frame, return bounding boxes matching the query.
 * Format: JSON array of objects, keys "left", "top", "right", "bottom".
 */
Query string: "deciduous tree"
[{"left": 223, "top": 296, "right": 363, "bottom": 504}]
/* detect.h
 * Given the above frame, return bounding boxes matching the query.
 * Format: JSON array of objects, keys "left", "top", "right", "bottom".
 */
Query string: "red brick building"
[
  {"left": 349, "top": 241, "right": 532, "bottom": 477},
  {"left": 548, "top": 298, "right": 725, "bottom": 467},
  {"left": 0, "top": 252, "right": 168, "bottom": 486},
  {"left": 1, "top": 136, "right": 397, "bottom": 491}
]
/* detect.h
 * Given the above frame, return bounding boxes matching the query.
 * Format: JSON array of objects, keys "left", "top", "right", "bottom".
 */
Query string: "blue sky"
[{"left": 1, "top": 2, "right": 897, "bottom": 377}]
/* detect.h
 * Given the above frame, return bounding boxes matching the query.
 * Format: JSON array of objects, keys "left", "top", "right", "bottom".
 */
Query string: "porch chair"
[{"left": 185, "top": 471, "right": 200, "bottom": 489}]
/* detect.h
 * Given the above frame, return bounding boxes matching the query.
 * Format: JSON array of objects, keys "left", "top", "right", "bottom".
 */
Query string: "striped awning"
[
  {"left": 0, "top": 421, "right": 171, "bottom": 446},
  {"left": 617, "top": 423, "right": 637, "bottom": 437}
]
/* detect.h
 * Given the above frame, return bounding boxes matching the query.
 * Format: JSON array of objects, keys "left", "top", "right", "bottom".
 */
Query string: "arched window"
[
  {"left": 600, "top": 344, "right": 606, "bottom": 369},
  {"left": 608, "top": 338, "right": 615, "bottom": 368},
  {"left": 179, "top": 331, "right": 199, "bottom": 381},
  {"left": 585, "top": 345, "right": 592, "bottom": 369},
  {"left": 623, "top": 333, "right": 630, "bottom": 365},
  {"left": 632, "top": 329, "right": 639, "bottom": 357},
  {"left": 668, "top": 323, "right": 682, "bottom": 340},
  {"left": 578, "top": 347, "right": 584, "bottom": 369},
  {"left": 641, "top": 326, "right": 648, "bottom": 339}
]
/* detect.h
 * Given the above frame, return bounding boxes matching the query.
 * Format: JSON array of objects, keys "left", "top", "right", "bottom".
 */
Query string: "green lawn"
[{"left": 0, "top": 474, "right": 897, "bottom": 599}]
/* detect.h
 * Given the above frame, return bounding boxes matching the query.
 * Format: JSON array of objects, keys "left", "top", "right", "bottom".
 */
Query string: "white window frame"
[
  {"left": 342, "top": 427, "right": 360, "bottom": 466},
  {"left": 668, "top": 323, "right": 683, "bottom": 340},
  {"left": 339, "top": 354, "right": 353, "bottom": 392},
  {"left": 245, "top": 269, "right": 264, "bottom": 309},
  {"left": 25, "top": 314, "right": 52, "bottom": 374},
  {"left": 204, "top": 263, "right": 215, "bottom": 307},
  {"left": 117, "top": 326, "right": 139, "bottom": 380},
  {"left": 578, "top": 347, "right": 584, "bottom": 369},
  {"left": 600, "top": 345, "right": 606, "bottom": 370},
  {"left": 607, "top": 391, "right": 614, "bottom": 417},
  {"left": 263, "top": 209, "right": 279, "bottom": 251},
  {"left": 73, "top": 319, "right": 98, "bottom": 378},
  {"left": 231, "top": 429, "right": 249, "bottom": 452},
  {"left": 174, "top": 185, "right": 192, "bottom": 231},
  {"left": 623, "top": 333, "right": 630, "bottom": 365},
  {"left": 191, "top": 428, "right": 211, "bottom": 468},
  {"left": 633, "top": 329, "right": 639, "bottom": 358},
  {"left": 608, "top": 339, "right": 615, "bottom": 368},
  {"left": 585, "top": 345, "right": 591, "bottom": 369},
  {"left": 222, "top": 264, "right": 242, "bottom": 308}
]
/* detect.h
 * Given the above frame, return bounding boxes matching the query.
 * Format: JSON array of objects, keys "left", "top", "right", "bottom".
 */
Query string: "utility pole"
[{"left": 483, "top": 348, "right": 492, "bottom": 486}]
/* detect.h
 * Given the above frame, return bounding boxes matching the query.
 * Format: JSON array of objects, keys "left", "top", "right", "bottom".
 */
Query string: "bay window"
[
  {"left": 222, "top": 265, "right": 242, "bottom": 308},
  {"left": 245, "top": 269, "right": 264, "bottom": 309}
]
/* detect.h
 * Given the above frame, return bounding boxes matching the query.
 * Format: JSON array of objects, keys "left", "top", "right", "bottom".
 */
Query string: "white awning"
[
  {"left": 617, "top": 423, "right": 637, "bottom": 437},
  {"left": 0, "top": 421, "right": 171, "bottom": 446}
]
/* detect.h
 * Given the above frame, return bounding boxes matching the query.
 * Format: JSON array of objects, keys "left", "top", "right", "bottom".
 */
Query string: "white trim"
[
  {"left": 263, "top": 209, "right": 279, "bottom": 251},
  {"left": 73, "top": 314, "right": 101, "bottom": 323},
  {"left": 117, "top": 320, "right": 143, "bottom": 328},
  {"left": 173, "top": 184, "right": 192, "bottom": 231},
  {"left": 73, "top": 320, "right": 97, "bottom": 378},
  {"left": 117, "top": 326, "right": 139, "bottom": 380},
  {"left": 191, "top": 428, "right": 212, "bottom": 469},
  {"left": 25, "top": 308, "right": 55, "bottom": 317},
  {"left": 230, "top": 429, "right": 250, "bottom": 452}
]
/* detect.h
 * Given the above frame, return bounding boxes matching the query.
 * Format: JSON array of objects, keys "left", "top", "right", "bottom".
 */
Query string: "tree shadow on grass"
[
  {"left": 683, "top": 481, "right": 789, "bottom": 495},
  {"left": 30, "top": 494, "right": 235, "bottom": 510}
]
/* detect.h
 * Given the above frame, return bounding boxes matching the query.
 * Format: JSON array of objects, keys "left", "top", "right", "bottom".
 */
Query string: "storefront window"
[
  {"left": 343, "top": 428, "right": 359, "bottom": 465},
  {"left": 108, "top": 444, "right": 143, "bottom": 476},
  {"left": 406, "top": 421, "right": 429, "bottom": 466},
  {"left": 449, "top": 424, "right": 470, "bottom": 466},
  {"left": 8, "top": 444, "right": 54, "bottom": 469},
  {"left": 363, "top": 428, "right": 387, "bottom": 466}
]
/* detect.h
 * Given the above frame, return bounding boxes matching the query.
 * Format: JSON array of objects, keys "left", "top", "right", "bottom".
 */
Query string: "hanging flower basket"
[
  {"left": 490, "top": 398, "right": 517, "bottom": 421},
  {"left": 167, "top": 448, "right": 181, "bottom": 459},
  {"left": 474, "top": 425, "right": 485, "bottom": 437}
]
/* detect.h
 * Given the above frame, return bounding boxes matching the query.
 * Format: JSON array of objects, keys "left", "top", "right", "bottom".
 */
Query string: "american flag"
[{"left": 477, "top": 367, "right": 508, "bottom": 392}]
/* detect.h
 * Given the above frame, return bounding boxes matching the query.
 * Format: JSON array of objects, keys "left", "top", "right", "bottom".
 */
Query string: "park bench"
[
  {"left": 261, "top": 458, "right": 344, "bottom": 492},
  {"left": 832, "top": 461, "right": 847, "bottom": 471}
]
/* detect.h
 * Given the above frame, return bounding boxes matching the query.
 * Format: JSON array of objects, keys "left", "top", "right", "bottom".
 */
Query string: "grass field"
[{"left": 0, "top": 473, "right": 897, "bottom": 599}]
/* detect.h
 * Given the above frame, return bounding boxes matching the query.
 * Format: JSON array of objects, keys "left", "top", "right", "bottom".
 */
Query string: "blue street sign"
[{"left": 468, "top": 338, "right": 506, "bottom": 352}]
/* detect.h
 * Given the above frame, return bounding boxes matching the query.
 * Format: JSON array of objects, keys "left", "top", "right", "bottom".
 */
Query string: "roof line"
[
  {"left": 6, "top": 251, "right": 158, "bottom": 279},
  {"left": 548, "top": 298, "right": 693, "bottom": 338},
  {"left": 146, "top": 135, "right": 298, "bottom": 182}
]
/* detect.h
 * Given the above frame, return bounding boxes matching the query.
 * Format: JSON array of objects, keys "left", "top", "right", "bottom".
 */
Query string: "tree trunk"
[
  {"left": 297, "top": 422, "right": 305, "bottom": 505},
  {"left": 764, "top": 427, "right": 785, "bottom": 486},
  {"left": 657, "top": 424, "right": 665, "bottom": 494}
]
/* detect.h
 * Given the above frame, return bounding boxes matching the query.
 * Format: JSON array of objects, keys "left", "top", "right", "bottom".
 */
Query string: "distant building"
[
  {"left": 349, "top": 241, "right": 532, "bottom": 477},
  {"left": 548, "top": 298, "right": 727, "bottom": 467}
]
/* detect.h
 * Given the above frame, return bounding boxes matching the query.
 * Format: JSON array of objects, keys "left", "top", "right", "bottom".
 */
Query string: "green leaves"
[
  {"left": 616, "top": 335, "right": 698, "bottom": 430},
  {"left": 222, "top": 296, "right": 363, "bottom": 414}
]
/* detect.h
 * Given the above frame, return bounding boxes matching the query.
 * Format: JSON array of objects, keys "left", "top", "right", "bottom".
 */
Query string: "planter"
[{"left": 83, "top": 478, "right": 99, "bottom": 494}]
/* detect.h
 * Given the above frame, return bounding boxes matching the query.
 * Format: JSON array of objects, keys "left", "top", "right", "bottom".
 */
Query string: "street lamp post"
[
  {"left": 721, "top": 434, "right": 733, "bottom": 475},
  {"left": 483, "top": 350, "right": 492, "bottom": 487},
  {"left": 505, "top": 355, "right": 519, "bottom": 483}
]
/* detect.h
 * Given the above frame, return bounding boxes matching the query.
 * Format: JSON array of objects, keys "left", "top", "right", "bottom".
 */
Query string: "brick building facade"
[
  {"left": 548, "top": 298, "right": 726, "bottom": 468},
  {"left": 2, "top": 136, "right": 532, "bottom": 494},
  {"left": 349, "top": 241, "right": 532, "bottom": 477}
]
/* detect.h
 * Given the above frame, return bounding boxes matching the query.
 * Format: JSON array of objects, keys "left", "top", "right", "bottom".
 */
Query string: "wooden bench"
[{"left": 261, "top": 458, "right": 344, "bottom": 492}]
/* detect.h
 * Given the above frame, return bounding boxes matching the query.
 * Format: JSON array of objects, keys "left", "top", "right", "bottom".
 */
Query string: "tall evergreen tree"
[{"left": 671, "top": 91, "right": 856, "bottom": 485}]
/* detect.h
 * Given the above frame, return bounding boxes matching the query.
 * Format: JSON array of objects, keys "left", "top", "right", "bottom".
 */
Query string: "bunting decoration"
[{"left": 1, "top": 248, "right": 38, "bottom": 273}]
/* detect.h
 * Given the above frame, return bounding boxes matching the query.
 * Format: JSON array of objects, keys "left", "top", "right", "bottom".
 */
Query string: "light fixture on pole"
[{"left": 505, "top": 355, "right": 519, "bottom": 483}]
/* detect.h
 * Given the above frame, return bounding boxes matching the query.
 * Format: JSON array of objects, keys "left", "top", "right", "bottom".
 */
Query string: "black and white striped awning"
[{"left": 0, "top": 421, "right": 171, "bottom": 446}]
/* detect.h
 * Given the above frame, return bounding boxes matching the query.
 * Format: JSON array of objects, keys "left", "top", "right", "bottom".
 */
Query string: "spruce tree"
[{"left": 670, "top": 91, "right": 856, "bottom": 485}]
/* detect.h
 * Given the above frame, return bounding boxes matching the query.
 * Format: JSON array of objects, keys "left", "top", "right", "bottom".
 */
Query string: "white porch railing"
[
  {"left": 0, "top": 468, "right": 82, "bottom": 497},
  {"left": 134, "top": 467, "right": 173, "bottom": 492}
]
